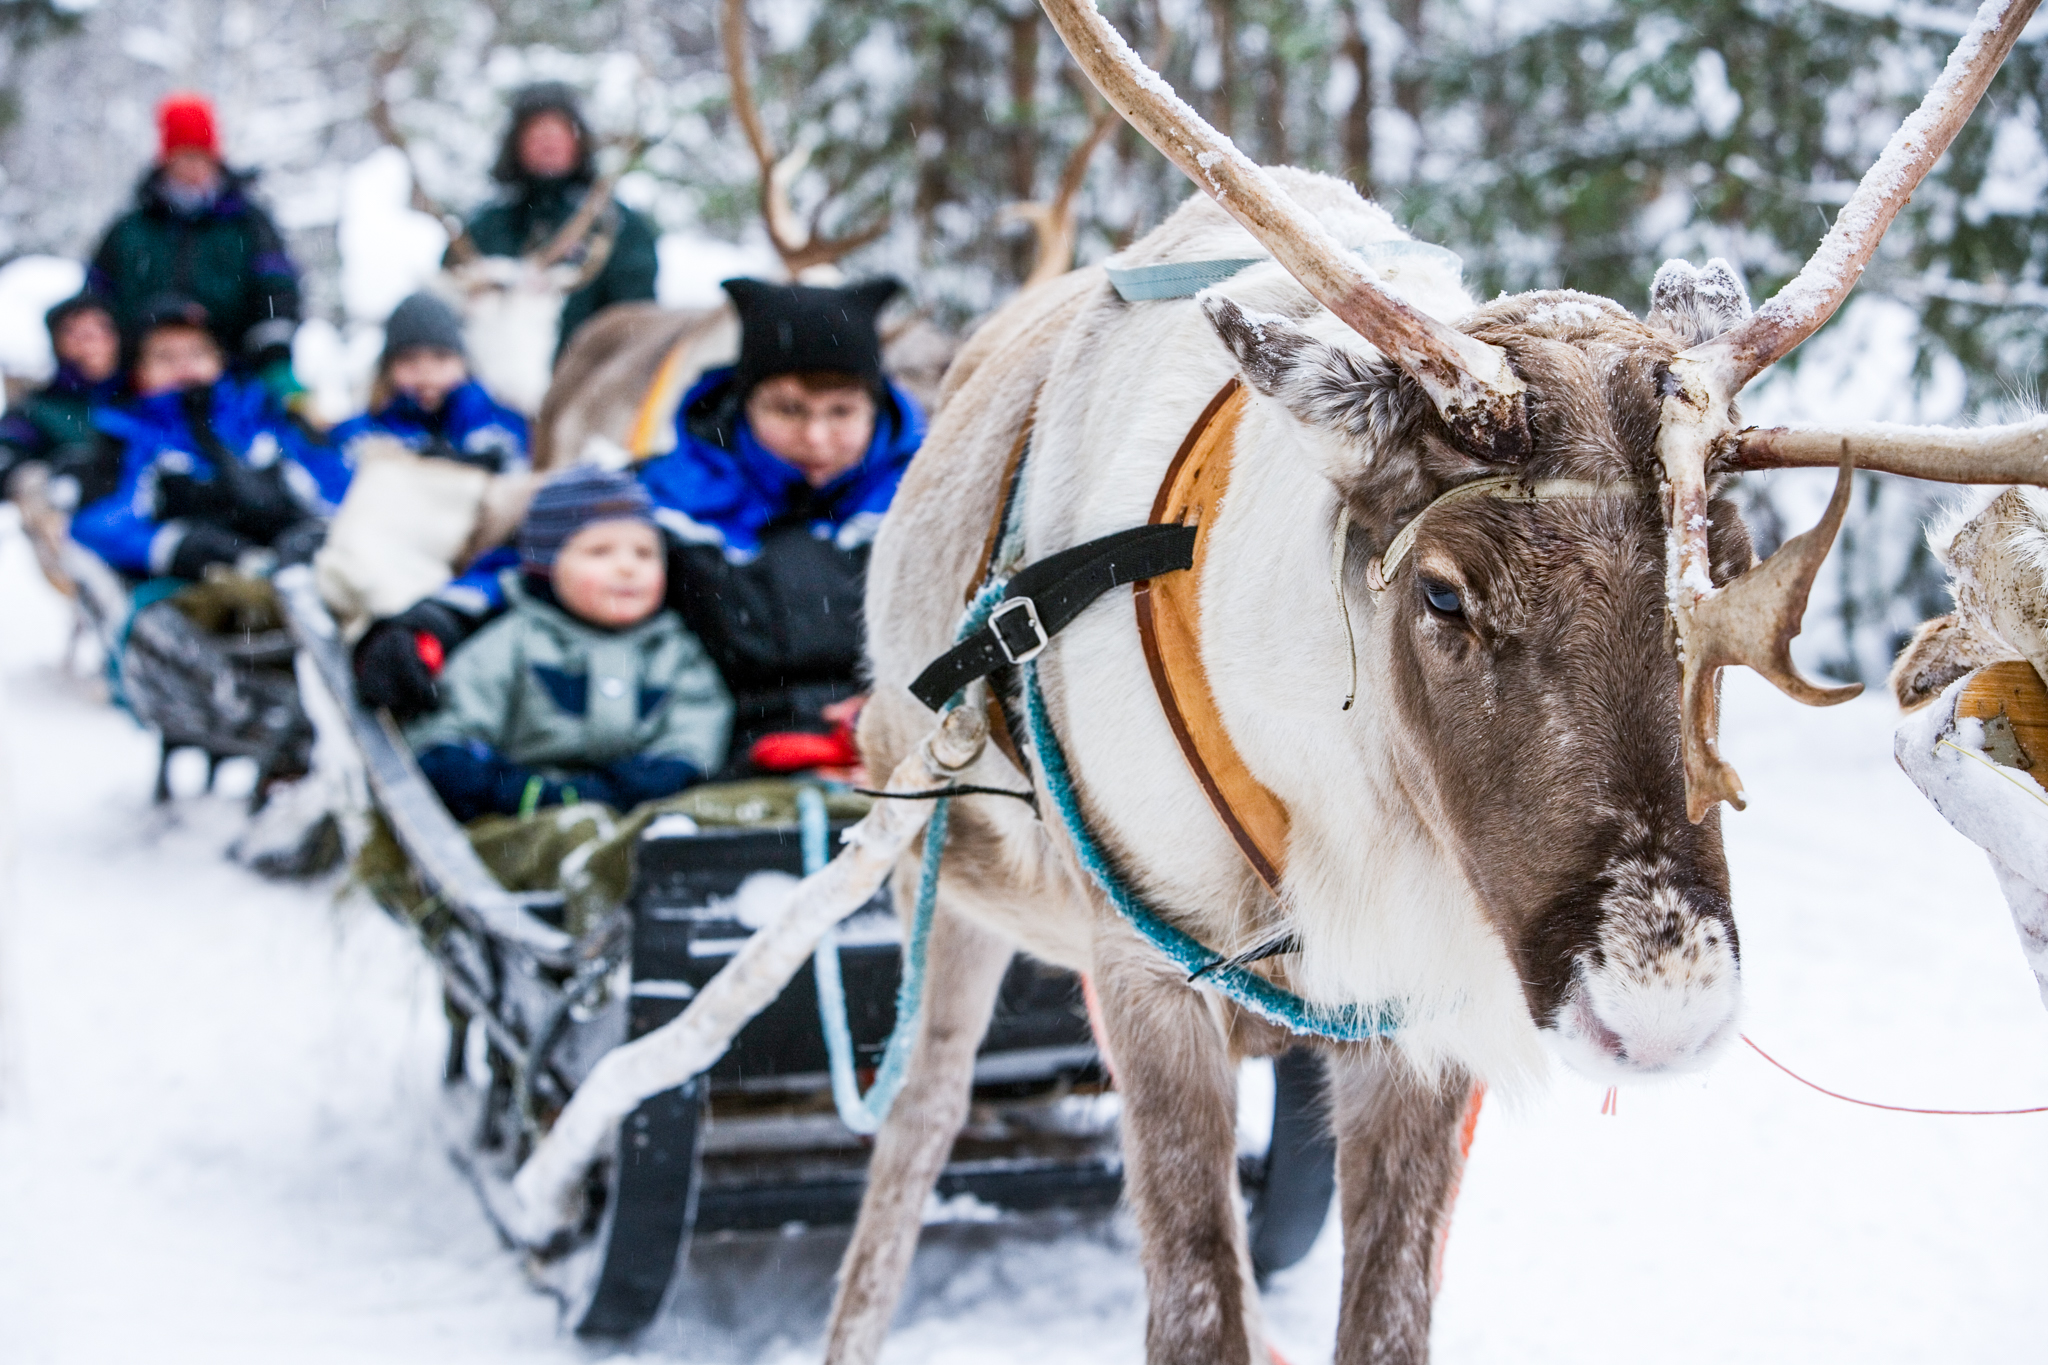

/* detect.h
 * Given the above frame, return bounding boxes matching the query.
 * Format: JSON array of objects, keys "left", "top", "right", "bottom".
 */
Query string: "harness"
[
  {"left": 805, "top": 251, "right": 1658, "bottom": 1126},
  {"left": 911, "top": 378, "right": 1406, "bottom": 1039}
]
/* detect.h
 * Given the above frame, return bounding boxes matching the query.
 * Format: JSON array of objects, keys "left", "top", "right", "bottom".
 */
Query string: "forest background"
[{"left": 2, "top": 0, "right": 2046, "bottom": 684}]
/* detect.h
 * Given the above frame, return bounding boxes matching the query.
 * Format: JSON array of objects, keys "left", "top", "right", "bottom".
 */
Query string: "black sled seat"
[{"left": 629, "top": 822, "right": 1122, "bottom": 1234}]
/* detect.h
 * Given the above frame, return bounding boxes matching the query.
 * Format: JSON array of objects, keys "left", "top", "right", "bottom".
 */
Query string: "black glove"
[
  {"left": 271, "top": 519, "right": 327, "bottom": 567},
  {"left": 153, "top": 470, "right": 233, "bottom": 523},
  {"left": 166, "top": 521, "right": 253, "bottom": 580},
  {"left": 215, "top": 458, "right": 304, "bottom": 545},
  {"left": 352, "top": 600, "right": 469, "bottom": 720}
]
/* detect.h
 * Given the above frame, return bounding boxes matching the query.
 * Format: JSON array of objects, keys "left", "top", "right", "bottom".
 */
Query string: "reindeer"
[
  {"left": 1879, "top": 486, "right": 2048, "bottom": 1013},
  {"left": 823, "top": 3, "right": 2048, "bottom": 1361}
]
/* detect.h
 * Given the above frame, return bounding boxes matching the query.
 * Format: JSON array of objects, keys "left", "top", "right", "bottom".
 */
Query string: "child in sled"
[
  {"left": 330, "top": 292, "right": 527, "bottom": 472},
  {"left": 72, "top": 294, "right": 348, "bottom": 580},
  {"left": 407, "top": 466, "right": 732, "bottom": 822}
]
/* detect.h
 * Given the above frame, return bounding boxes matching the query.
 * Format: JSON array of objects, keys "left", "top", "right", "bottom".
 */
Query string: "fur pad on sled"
[{"left": 314, "top": 435, "right": 535, "bottom": 637}]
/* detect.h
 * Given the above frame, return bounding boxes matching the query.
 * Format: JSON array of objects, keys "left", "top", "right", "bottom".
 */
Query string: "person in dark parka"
[
  {"left": 0, "top": 293, "right": 125, "bottom": 509},
  {"left": 460, "top": 83, "right": 659, "bottom": 354},
  {"left": 87, "top": 93, "right": 301, "bottom": 398}
]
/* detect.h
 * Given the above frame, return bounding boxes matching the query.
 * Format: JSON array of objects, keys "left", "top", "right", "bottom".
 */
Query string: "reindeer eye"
[{"left": 1422, "top": 578, "right": 1464, "bottom": 616}]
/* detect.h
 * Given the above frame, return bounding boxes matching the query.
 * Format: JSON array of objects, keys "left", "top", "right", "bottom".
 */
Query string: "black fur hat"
[
  {"left": 492, "top": 82, "right": 594, "bottom": 185},
  {"left": 721, "top": 277, "right": 903, "bottom": 402}
]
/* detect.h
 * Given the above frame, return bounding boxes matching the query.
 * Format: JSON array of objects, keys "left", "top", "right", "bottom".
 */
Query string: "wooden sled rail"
[{"left": 274, "top": 568, "right": 577, "bottom": 967}]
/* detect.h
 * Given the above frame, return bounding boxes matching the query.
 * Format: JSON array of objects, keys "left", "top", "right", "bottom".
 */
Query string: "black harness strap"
[{"left": 910, "top": 523, "right": 1198, "bottom": 711}]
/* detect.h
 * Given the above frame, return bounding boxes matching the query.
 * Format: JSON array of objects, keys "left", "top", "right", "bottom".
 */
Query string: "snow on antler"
[
  {"left": 1659, "top": 0, "right": 2041, "bottom": 822},
  {"left": 721, "top": 0, "right": 890, "bottom": 277},
  {"left": 1034, "top": 0, "right": 1530, "bottom": 459}
]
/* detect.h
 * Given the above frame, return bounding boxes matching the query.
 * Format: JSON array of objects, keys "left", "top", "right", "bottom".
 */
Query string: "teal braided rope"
[
  {"left": 1021, "top": 663, "right": 1401, "bottom": 1040},
  {"left": 804, "top": 585, "right": 1004, "bottom": 1133},
  {"left": 803, "top": 778, "right": 951, "bottom": 1135},
  {"left": 802, "top": 788, "right": 872, "bottom": 1131}
]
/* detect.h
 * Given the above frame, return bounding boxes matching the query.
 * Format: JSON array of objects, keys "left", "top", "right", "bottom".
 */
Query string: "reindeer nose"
[{"left": 1552, "top": 890, "right": 1740, "bottom": 1079}]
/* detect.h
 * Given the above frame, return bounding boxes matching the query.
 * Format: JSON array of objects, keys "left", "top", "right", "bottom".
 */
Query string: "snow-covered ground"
[{"left": 2, "top": 509, "right": 2045, "bottom": 1365}]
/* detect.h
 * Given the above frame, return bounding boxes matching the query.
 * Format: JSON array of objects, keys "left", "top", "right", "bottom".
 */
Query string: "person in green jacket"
[
  {"left": 459, "top": 83, "right": 660, "bottom": 355},
  {"left": 407, "top": 466, "right": 731, "bottom": 822},
  {"left": 87, "top": 92, "right": 301, "bottom": 399}
]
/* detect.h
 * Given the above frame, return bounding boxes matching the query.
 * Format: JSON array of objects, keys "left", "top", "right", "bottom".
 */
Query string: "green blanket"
[{"left": 356, "top": 778, "right": 873, "bottom": 940}]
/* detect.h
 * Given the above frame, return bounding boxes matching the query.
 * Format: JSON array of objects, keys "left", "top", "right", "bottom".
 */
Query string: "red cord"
[{"left": 1742, "top": 1034, "right": 2048, "bottom": 1116}]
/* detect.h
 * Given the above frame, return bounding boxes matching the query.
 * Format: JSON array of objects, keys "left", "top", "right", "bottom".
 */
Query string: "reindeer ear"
[
  {"left": 1200, "top": 294, "right": 1402, "bottom": 443},
  {"left": 1646, "top": 257, "right": 1753, "bottom": 346}
]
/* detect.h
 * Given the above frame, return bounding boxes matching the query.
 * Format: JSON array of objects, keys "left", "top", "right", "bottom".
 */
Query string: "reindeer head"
[
  {"left": 1205, "top": 284, "right": 1759, "bottom": 1074},
  {"left": 1040, "top": 0, "right": 2048, "bottom": 1074}
]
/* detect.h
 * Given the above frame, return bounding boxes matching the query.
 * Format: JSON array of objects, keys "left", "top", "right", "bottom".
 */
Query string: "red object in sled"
[{"left": 749, "top": 724, "right": 860, "bottom": 773}]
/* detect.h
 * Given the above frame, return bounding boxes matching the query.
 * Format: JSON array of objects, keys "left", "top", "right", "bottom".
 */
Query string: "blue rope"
[
  {"left": 805, "top": 585, "right": 1003, "bottom": 1134},
  {"left": 1021, "top": 664, "right": 1401, "bottom": 1041}
]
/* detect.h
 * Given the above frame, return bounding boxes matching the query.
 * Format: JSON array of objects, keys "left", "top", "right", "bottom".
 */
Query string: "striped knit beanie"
[{"left": 518, "top": 466, "right": 655, "bottom": 571}]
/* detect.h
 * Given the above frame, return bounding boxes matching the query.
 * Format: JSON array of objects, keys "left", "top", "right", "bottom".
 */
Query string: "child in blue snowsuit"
[
  {"left": 329, "top": 292, "right": 528, "bottom": 474},
  {"left": 72, "top": 296, "right": 347, "bottom": 580}
]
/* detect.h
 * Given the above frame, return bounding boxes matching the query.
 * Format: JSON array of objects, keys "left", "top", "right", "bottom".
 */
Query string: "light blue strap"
[
  {"left": 807, "top": 783, "right": 949, "bottom": 1136},
  {"left": 1021, "top": 663, "right": 1401, "bottom": 1041},
  {"left": 1106, "top": 257, "right": 1266, "bottom": 301},
  {"left": 806, "top": 785, "right": 880, "bottom": 1133},
  {"left": 1105, "top": 240, "right": 1464, "bottom": 303}
]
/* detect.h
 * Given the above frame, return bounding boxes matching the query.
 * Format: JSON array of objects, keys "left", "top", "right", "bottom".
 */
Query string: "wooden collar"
[
  {"left": 1135, "top": 379, "right": 1292, "bottom": 890},
  {"left": 965, "top": 380, "right": 1291, "bottom": 889}
]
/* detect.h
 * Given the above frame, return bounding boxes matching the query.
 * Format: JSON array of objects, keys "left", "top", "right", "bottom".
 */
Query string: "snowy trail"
[{"left": 2, "top": 509, "right": 2045, "bottom": 1364}]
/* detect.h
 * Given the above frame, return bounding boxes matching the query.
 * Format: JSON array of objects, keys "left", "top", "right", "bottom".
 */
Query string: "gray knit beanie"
[
  {"left": 381, "top": 292, "right": 466, "bottom": 366},
  {"left": 519, "top": 466, "right": 656, "bottom": 572}
]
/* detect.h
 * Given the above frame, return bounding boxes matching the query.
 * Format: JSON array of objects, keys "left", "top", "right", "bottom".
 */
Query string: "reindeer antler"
[
  {"left": 1035, "top": 0, "right": 1528, "bottom": 460},
  {"left": 721, "top": 0, "right": 890, "bottom": 278},
  {"left": 1007, "top": 3, "right": 1168, "bottom": 290},
  {"left": 1007, "top": 99, "right": 1120, "bottom": 290},
  {"left": 366, "top": 31, "right": 481, "bottom": 264},
  {"left": 1660, "top": 0, "right": 2041, "bottom": 821}
]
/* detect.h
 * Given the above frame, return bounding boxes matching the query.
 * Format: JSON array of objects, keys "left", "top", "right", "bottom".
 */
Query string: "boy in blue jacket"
[
  {"left": 330, "top": 292, "right": 527, "bottom": 473},
  {"left": 73, "top": 296, "right": 348, "bottom": 580}
]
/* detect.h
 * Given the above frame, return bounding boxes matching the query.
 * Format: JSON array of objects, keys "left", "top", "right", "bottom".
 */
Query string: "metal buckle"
[{"left": 990, "top": 596, "right": 1049, "bottom": 664}]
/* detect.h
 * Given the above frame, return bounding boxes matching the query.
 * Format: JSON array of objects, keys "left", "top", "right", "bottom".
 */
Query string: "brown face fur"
[
  {"left": 1384, "top": 296, "right": 1752, "bottom": 1027},
  {"left": 1213, "top": 289, "right": 1755, "bottom": 1036}
]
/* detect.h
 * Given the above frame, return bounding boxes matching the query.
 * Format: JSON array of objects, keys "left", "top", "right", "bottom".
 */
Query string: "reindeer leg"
[
  {"left": 1328, "top": 1045, "right": 1478, "bottom": 1365},
  {"left": 1095, "top": 936, "right": 1260, "bottom": 1365},
  {"left": 822, "top": 899, "right": 1013, "bottom": 1365}
]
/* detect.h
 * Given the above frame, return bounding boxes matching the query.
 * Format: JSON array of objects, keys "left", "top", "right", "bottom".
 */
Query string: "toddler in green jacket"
[{"left": 407, "top": 466, "right": 732, "bottom": 821}]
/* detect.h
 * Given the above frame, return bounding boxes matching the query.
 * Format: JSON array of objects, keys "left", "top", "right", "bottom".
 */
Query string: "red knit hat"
[{"left": 156, "top": 92, "right": 219, "bottom": 161}]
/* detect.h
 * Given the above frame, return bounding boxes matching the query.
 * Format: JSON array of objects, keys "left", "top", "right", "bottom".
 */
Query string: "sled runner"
[
  {"left": 10, "top": 460, "right": 316, "bottom": 803},
  {"left": 276, "top": 566, "right": 1335, "bottom": 1338}
]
